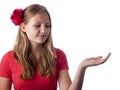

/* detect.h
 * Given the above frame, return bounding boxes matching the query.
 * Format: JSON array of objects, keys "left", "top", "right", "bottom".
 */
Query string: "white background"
[{"left": 0, "top": 0, "right": 120, "bottom": 90}]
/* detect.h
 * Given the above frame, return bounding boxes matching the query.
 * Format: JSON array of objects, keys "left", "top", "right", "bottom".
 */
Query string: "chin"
[{"left": 37, "top": 41, "right": 45, "bottom": 45}]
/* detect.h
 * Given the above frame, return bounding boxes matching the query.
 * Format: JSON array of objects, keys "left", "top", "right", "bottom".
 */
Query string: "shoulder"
[
  {"left": 2, "top": 50, "right": 14, "bottom": 58},
  {"left": 5, "top": 50, "right": 14, "bottom": 56},
  {"left": 55, "top": 48, "right": 66, "bottom": 57},
  {"left": 0, "top": 50, "right": 15, "bottom": 78},
  {"left": 55, "top": 48, "right": 69, "bottom": 70},
  {"left": 0, "top": 50, "right": 15, "bottom": 63}
]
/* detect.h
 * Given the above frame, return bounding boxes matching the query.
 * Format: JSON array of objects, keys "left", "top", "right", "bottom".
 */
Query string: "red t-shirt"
[{"left": 0, "top": 48, "right": 69, "bottom": 90}]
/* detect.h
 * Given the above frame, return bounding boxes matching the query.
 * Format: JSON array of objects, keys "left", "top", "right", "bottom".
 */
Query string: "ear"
[{"left": 20, "top": 23, "right": 26, "bottom": 32}]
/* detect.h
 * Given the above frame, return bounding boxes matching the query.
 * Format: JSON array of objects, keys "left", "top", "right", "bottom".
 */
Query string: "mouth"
[
  {"left": 38, "top": 34, "right": 47, "bottom": 39},
  {"left": 40, "top": 35, "right": 46, "bottom": 37}
]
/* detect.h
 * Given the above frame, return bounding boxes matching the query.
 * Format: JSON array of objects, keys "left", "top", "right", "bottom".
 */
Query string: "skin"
[
  {"left": 68, "top": 53, "right": 111, "bottom": 90},
  {"left": 22, "top": 12, "right": 51, "bottom": 60},
  {"left": 22, "top": 13, "right": 51, "bottom": 46},
  {"left": 0, "top": 12, "right": 111, "bottom": 90}
]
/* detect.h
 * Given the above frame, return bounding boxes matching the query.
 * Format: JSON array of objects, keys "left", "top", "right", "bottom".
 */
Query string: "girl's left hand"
[{"left": 80, "top": 53, "right": 111, "bottom": 68}]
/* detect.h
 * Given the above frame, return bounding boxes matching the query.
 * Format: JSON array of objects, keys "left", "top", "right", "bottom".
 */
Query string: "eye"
[
  {"left": 45, "top": 24, "right": 51, "bottom": 28},
  {"left": 34, "top": 24, "right": 41, "bottom": 27}
]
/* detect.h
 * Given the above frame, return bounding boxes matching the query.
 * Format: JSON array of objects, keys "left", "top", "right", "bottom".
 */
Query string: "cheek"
[
  {"left": 25, "top": 30, "right": 36, "bottom": 40},
  {"left": 47, "top": 30, "right": 50, "bottom": 35},
  {"left": 46, "top": 31, "right": 50, "bottom": 37},
  {"left": 25, "top": 27, "right": 36, "bottom": 38}
]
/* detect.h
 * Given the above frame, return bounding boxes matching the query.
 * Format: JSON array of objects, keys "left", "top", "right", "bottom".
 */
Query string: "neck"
[{"left": 30, "top": 44, "right": 43, "bottom": 61}]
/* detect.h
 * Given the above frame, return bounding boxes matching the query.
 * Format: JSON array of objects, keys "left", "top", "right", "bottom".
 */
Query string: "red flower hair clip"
[{"left": 10, "top": 9, "right": 24, "bottom": 26}]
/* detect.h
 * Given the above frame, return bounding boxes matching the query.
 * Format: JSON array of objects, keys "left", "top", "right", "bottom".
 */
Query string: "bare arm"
[
  {"left": 58, "top": 70, "right": 72, "bottom": 90},
  {"left": 58, "top": 53, "right": 111, "bottom": 90},
  {"left": 69, "top": 52, "right": 111, "bottom": 90},
  {"left": 68, "top": 64, "right": 86, "bottom": 90},
  {"left": 0, "top": 77, "right": 12, "bottom": 90}
]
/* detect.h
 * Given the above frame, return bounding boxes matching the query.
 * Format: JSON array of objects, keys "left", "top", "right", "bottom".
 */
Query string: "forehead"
[{"left": 29, "top": 12, "right": 50, "bottom": 23}]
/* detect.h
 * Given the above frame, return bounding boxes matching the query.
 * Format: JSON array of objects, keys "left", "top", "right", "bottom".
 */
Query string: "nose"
[{"left": 40, "top": 24, "right": 46, "bottom": 33}]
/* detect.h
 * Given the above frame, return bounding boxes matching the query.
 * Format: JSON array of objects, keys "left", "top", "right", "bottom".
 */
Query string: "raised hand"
[{"left": 80, "top": 53, "right": 111, "bottom": 68}]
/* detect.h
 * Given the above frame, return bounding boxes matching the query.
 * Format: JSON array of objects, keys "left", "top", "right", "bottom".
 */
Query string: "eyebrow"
[{"left": 35, "top": 22, "right": 51, "bottom": 24}]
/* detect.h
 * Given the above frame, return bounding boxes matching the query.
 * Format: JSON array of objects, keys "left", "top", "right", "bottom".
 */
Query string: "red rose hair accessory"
[{"left": 10, "top": 9, "right": 24, "bottom": 25}]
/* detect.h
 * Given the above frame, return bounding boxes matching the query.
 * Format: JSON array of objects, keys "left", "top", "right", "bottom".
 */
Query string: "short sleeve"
[
  {"left": 56, "top": 48, "right": 69, "bottom": 71},
  {"left": 0, "top": 52, "right": 12, "bottom": 78}
]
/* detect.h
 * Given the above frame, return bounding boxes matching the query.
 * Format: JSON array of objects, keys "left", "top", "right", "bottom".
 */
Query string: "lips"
[
  {"left": 40, "top": 35, "right": 46, "bottom": 37},
  {"left": 37, "top": 34, "right": 47, "bottom": 39}
]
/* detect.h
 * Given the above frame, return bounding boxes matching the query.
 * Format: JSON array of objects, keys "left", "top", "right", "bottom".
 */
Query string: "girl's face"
[{"left": 22, "top": 12, "right": 51, "bottom": 46}]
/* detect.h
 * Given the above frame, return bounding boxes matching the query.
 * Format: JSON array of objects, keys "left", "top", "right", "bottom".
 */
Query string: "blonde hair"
[{"left": 14, "top": 4, "right": 57, "bottom": 80}]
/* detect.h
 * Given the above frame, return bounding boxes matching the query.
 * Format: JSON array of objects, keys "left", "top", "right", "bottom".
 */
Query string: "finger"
[
  {"left": 100, "top": 53, "right": 111, "bottom": 64},
  {"left": 95, "top": 56, "right": 103, "bottom": 60},
  {"left": 104, "top": 52, "right": 111, "bottom": 60}
]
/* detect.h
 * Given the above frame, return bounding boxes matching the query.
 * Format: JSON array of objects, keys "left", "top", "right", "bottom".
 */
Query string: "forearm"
[
  {"left": 68, "top": 64, "right": 86, "bottom": 90},
  {"left": 68, "top": 53, "right": 111, "bottom": 90}
]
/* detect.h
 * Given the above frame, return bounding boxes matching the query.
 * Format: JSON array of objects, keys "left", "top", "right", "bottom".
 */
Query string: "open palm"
[{"left": 81, "top": 53, "right": 111, "bottom": 68}]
